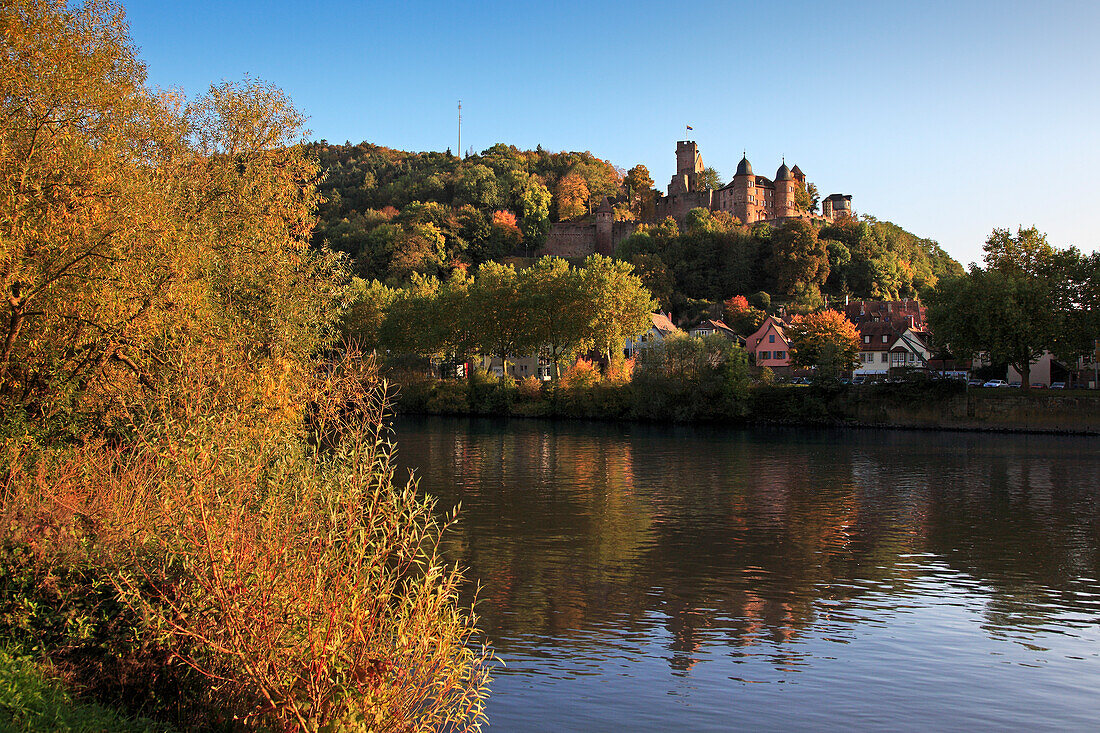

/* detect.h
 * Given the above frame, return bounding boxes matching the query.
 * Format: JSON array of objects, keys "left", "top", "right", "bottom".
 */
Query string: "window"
[
  {"left": 760, "top": 351, "right": 771, "bottom": 360},
  {"left": 863, "top": 335, "right": 871, "bottom": 344},
  {"left": 769, "top": 335, "right": 775, "bottom": 343},
  {"left": 881, "top": 353, "right": 888, "bottom": 363},
  {"left": 882, "top": 335, "right": 889, "bottom": 343},
  {"left": 774, "top": 350, "right": 786, "bottom": 360}
]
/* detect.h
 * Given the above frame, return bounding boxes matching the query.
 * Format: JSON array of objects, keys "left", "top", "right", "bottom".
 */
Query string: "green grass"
[{"left": 0, "top": 648, "right": 169, "bottom": 733}]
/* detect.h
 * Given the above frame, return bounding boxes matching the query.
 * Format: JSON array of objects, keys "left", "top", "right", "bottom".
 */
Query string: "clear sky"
[{"left": 122, "top": 0, "right": 1099, "bottom": 266}]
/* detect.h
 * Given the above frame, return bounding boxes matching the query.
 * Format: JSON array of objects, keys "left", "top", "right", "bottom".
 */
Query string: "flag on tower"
[{"left": 686, "top": 125, "right": 693, "bottom": 130}]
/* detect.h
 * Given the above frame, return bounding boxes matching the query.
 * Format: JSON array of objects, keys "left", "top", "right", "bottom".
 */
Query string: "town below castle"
[{"left": 542, "top": 140, "right": 853, "bottom": 258}]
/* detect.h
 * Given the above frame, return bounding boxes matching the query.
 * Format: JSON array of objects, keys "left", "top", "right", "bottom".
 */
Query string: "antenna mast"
[{"left": 458, "top": 100, "right": 462, "bottom": 158}]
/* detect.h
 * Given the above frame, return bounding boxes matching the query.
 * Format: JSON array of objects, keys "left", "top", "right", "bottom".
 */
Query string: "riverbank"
[{"left": 391, "top": 377, "right": 1100, "bottom": 435}]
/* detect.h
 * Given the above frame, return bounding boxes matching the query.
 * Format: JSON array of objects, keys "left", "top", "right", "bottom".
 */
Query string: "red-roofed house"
[{"left": 747, "top": 316, "right": 792, "bottom": 371}]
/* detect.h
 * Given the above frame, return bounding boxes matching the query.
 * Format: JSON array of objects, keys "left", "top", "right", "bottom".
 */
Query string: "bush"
[{"left": 1, "top": 360, "right": 492, "bottom": 730}]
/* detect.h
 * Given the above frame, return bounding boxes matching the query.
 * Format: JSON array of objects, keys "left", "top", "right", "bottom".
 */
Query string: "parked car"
[
  {"left": 852, "top": 375, "right": 867, "bottom": 385},
  {"left": 1051, "top": 382, "right": 1066, "bottom": 389},
  {"left": 1008, "top": 382, "right": 1022, "bottom": 388},
  {"left": 968, "top": 379, "right": 984, "bottom": 387},
  {"left": 983, "top": 379, "right": 1009, "bottom": 388}
]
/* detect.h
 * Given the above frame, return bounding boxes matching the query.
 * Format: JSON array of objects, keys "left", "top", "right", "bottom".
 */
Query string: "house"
[
  {"left": 480, "top": 354, "right": 553, "bottom": 381},
  {"left": 624, "top": 312, "right": 680, "bottom": 359},
  {"left": 746, "top": 316, "right": 792, "bottom": 372},
  {"left": 888, "top": 328, "right": 932, "bottom": 371},
  {"left": 854, "top": 322, "right": 900, "bottom": 378},
  {"left": 689, "top": 319, "right": 745, "bottom": 346}
]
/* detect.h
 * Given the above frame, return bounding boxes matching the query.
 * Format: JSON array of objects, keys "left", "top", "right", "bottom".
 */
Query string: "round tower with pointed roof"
[
  {"left": 774, "top": 159, "right": 796, "bottom": 219},
  {"left": 731, "top": 153, "right": 758, "bottom": 223}
]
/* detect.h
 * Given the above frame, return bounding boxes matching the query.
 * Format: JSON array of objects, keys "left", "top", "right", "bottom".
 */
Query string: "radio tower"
[{"left": 457, "top": 100, "right": 462, "bottom": 158}]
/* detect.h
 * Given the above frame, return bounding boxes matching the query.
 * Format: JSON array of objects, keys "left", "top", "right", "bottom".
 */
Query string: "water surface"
[{"left": 392, "top": 417, "right": 1100, "bottom": 731}]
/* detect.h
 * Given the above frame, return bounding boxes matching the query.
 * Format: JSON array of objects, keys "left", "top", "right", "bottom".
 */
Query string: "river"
[{"left": 391, "top": 416, "right": 1100, "bottom": 732}]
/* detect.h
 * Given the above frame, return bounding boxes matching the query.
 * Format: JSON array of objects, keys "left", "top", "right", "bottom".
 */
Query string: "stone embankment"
[{"left": 842, "top": 391, "right": 1100, "bottom": 434}]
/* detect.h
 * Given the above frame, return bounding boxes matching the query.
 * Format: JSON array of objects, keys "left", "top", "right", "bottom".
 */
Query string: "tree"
[
  {"left": 926, "top": 228, "right": 1069, "bottom": 387},
  {"left": 512, "top": 175, "right": 551, "bottom": 244},
  {"left": 555, "top": 172, "right": 590, "bottom": 220},
  {"left": 698, "top": 166, "right": 723, "bottom": 191},
  {"left": 787, "top": 310, "right": 861, "bottom": 378},
  {"left": 520, "top": 257, "right": 594, "bottom": 378},
  {"left": 983, "top": 226, "right": 1055, "bottom": 275},
  {"left": 0, "top": 2, "right": 341, "bottom": 408},
  {"left": 622, "top": 164, "right": 655, "bottom": 220},
  {"left": 768, "top": 220, "right": 830, "bottom": 300},
  {"left": 794, "top": 181, "right": 819, "bottom": 214},
  {"left": 723, "top": 295, "right": 766, "bottom": 335},
  {"left": 453, "top": 163, "right": 501, "bottom": 210},
  {"left": 341, "top": 278, "right": 398, "bottom": 348},
  {"left": 581, "top": 255, "right": 656, "bottom": 366},
  {"left": 925, "top": 266, "right": 1056, "bottom": 387},
  {"left": 469, "top": 261, "right": 536, "bottom": 372}
]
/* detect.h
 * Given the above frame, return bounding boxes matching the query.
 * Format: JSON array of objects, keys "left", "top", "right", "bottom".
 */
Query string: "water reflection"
[{"left": 392, "top": 417, "right": 1100, "bottom": 730}]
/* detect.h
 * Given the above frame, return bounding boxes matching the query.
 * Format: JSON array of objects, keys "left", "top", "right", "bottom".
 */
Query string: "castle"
[{"left": 542, "top": 140, "right": 853, "bottom": 257}]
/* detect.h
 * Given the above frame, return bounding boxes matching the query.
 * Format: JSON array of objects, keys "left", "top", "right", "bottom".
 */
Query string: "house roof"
[
  {"left": 776, "top": 163, "right": 792, "bottom": 181},
  {"left": 691, "top": 318, "right": 738, "bottom": 337},
  {"left": 857, "top": 322, "right": 902, "bottom": 352},
  {"left": 735, "top": 155, "right": 753, "bottom": 176},
  {"left": 650, "top": 312, "right": 678, "bottom": 336}
]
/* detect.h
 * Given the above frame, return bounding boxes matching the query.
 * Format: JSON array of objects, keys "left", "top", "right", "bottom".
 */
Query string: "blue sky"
[{"left": 123, "top": 0, "right": 1099, "bottom": 266}]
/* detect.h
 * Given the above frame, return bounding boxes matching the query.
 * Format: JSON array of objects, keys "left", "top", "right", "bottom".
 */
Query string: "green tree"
[
  {"left": 581, "top": 255, "right": 656, "bottom": 365},
  {"left": 622, "top": 164, "right": 655, "bottom": 219},
  {"left": 926, "top": 267, "right": 1055, "bottom": 387},
  {"left": 469, "top": 261, "right": 536, "bottom": 372},
  {"left": 453, "top": 163, "right": 501, "bottom": 210},
  {"left": 794, "top": 181, "right": 819, "bottom": 214},
  {"left": 341, "top": 278, "right": 398, "bottom": 348},
  {"left": 768, "top": 220, "right": 830, "bottom": 300},
  {"left": 698, "top": 166, "right": 723, "bottom": 191},
  {"left": 520, "top": 257, "right": 594, "bottom": 378},
  {"left": 513, "top": 175, "right": 552, "bottom": 244}
]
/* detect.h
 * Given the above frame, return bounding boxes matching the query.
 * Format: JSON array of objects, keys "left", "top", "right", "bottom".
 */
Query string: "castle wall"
[{"left": 542, "top": 220, "right": 639, "bottom": 258}]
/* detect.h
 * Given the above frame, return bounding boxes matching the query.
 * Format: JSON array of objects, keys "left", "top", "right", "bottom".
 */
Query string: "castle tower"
[
  {"left": 774, "top": 160, "right": 795, "bottom": 218},
  {"left": 731, "top": 154, "right": 757, "bottom": 223},
  {"left": 676, "top": 140, "right": 705, "bottom": 178},
  {"left": 595, "top": 196, "right": 614, "bottom": 254}
]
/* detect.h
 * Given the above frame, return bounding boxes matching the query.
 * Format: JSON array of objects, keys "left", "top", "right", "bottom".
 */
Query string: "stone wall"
[
  {"left": 841, "top": 391, "right": 1100, "bottom": 434},
  {"left": 542, "top": 220, "right": 638, "bottom": 258}
]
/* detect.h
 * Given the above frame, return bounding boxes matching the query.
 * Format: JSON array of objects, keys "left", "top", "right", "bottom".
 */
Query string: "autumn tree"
[
  {"left": 555, "top": 171, "right": 590, "bottom": 220},
  {"left": 0, "top": 1, "right": 342, "bottom": 410},
  {"left": 723, "top": 295, "right": 766, "bottom": 335},
  {"left": 787, "top": 310, "right": 861, "bottom": 378}
]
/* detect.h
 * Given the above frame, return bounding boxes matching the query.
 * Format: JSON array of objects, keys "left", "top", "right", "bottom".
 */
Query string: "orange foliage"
[
  {"left": 724, "top": 295, "right": 750, "bottom": 314},
  {"left": 491, "top": 210, "right": 518, "bottom": 229},
  {"left": 559, "top": 358, "right": 600, "bottom": 390}
]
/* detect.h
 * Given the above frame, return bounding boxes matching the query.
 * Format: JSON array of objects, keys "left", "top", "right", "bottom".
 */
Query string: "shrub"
[
  {"left": 516, "top": 376, "right": 544, "bottom": 401},
  {"left": 1, "top": 360, "right": 492, "bottom": 731}
]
